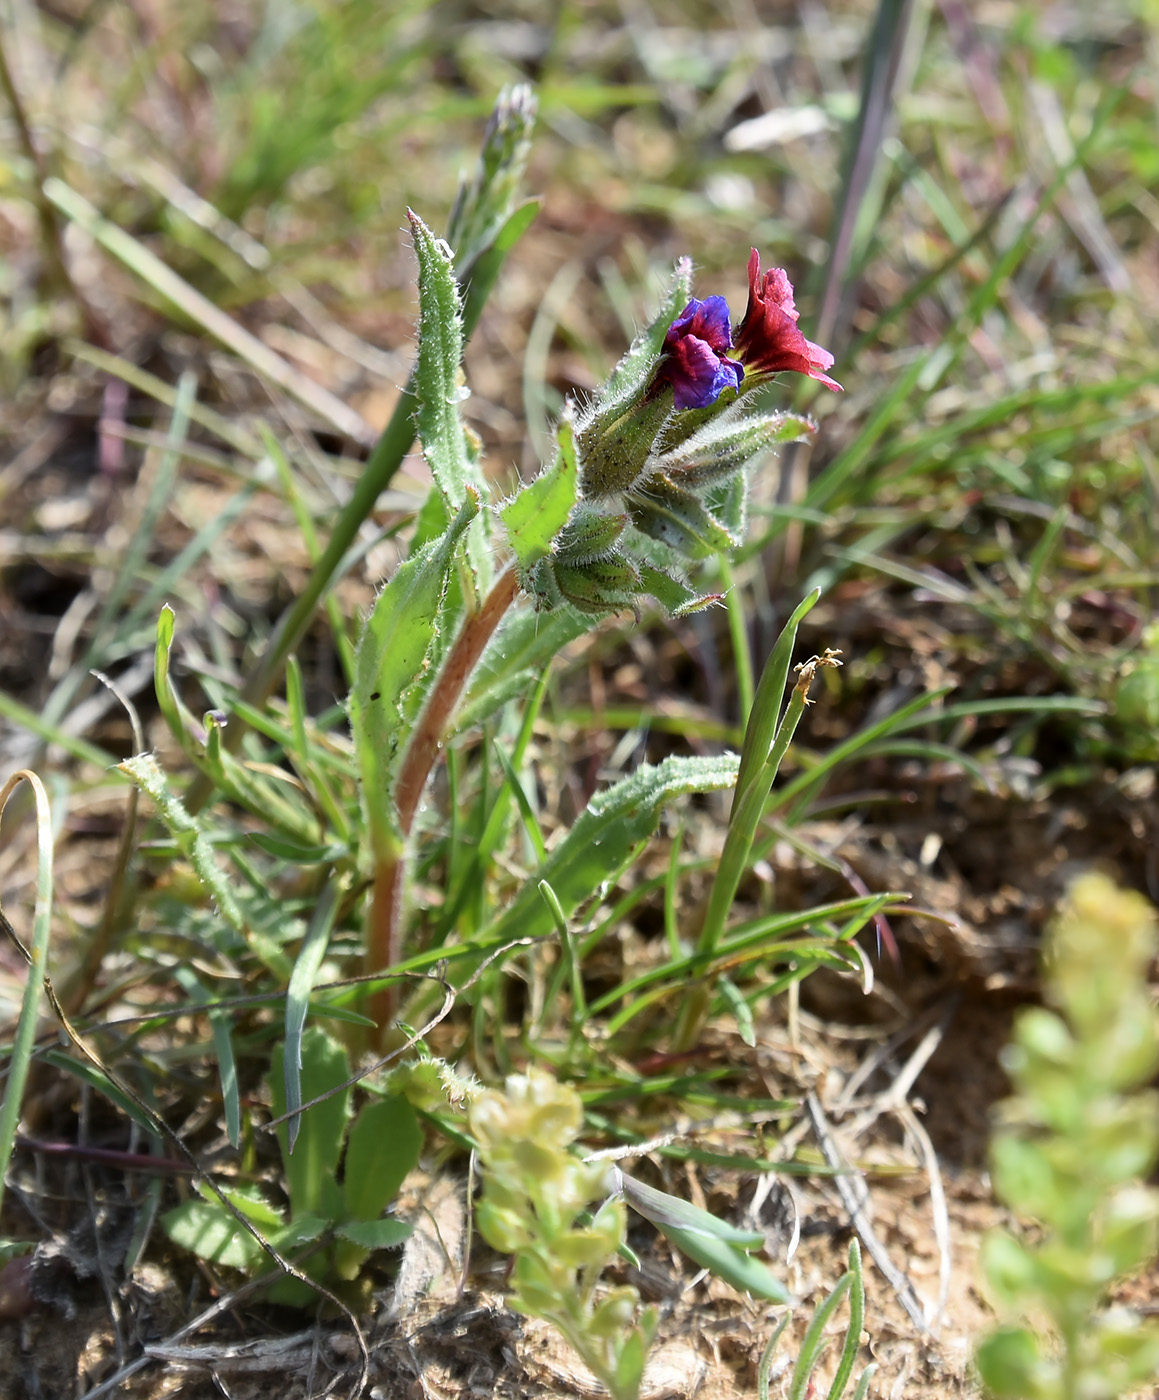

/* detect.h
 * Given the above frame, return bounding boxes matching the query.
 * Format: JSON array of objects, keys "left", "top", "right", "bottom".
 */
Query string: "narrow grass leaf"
[
  {"left": 39, "top": 1048, "right": 158, "bottom": 1136},
  {"left": 0, "top": 772, "right": 54, "bottom": 1222},
  {"left": 173, "top": 965, "right": 242, "bottom": 1149},
  {"left": 284, "top": 880, "right": 343, "bottom": 1152},
  {"left": 827, "top": 1239, "right": 866, "bottom": 1400},
  {"left": 789, "top": 1270, "right": 854, "bottom": 1400}
]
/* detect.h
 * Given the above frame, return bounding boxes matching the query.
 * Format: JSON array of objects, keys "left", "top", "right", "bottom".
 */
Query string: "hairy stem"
[{"left": 366, "top": 564, "right": 521, "bottom": 1034}]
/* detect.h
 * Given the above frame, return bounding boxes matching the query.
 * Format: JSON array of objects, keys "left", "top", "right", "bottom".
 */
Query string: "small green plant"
[
  {"left": 162, "top": 1026, "right": 421, "bottom": 1307},
  {"left": 758, "top": 1239, "right": 876, "bottom": 1400},
  {"left": 471, "top": 1068, "right": 657, "bottom": 1400},
  {"left": 976, "top": 872, "right": 1159, "bottom": 1399},
  {"left": 469, "top": 1067, "right": 792, "bottom": 1400}
]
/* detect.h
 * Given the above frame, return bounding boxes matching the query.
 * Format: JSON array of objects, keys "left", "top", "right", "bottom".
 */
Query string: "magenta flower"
[
  {"left": 654, "top": 296, "right": 745, "bottom": 410},
  {"left": 733, "top": 250, "right": 842, "bottom": 392}
]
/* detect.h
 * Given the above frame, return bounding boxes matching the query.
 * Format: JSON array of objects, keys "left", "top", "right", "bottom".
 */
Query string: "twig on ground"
[{"left": 805, "top": 1091, "right": 929, "bottom": 1334}]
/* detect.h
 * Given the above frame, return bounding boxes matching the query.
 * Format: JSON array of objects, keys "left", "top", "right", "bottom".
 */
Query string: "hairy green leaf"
[
  {"left": 501, "top": 411, "right": 579, "bottom": 575},
  {"left": 485, "top": 755, "right": 738, "bottom": 949},
  {"left": 350, "top": 493, "right": 478, "bottom": 858}
]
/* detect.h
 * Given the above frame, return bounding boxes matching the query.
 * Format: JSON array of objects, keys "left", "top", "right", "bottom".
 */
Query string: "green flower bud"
[
  {"left": 476, "top": 1201, "right": 534, "bottom": 1253},
  {"left": 589, "top": 1286, "right": 642, "bottom": 1338},
  {"left": 625, "top": 474, "right": 738, "bottom": 560}
]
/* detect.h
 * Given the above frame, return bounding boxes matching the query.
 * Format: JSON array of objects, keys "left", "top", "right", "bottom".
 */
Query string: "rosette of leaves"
[{"left": 163, "top": 1027, "right": 421, "bottom": 1307}]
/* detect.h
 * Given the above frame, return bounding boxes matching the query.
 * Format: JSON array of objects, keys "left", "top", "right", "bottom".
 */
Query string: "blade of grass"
[
  {"left": 44, "top": 179, "right": 375, "bottom": 446},
  {"left": 0, "top": 771, "right": 54, "bottom": 1224}
]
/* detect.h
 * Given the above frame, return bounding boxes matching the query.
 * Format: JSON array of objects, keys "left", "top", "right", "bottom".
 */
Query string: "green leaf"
[
  {"left": 349, "top": 492, "right": 478, "bottom": 858},
  {"left": 657, "top": 408, "right": 816, "bottom": 488},
  {"left": 284, "top": 881, "right": 342, "bottom": 1153},
  {"left": 461, "top": 605, "right": 588, "bottom": 730},
  {"left": 173, "top": 966, "right": 242, "bottom": 1149},
  {"left": 118, "top": 752, "right": 292, "bottom": 978},
  {"left": 162, "top": 1200, "right": 262, "bottom": 1272},
  {"left": 343, "top": 1095, "right": 423, "bottom": 1223},
  {"left": 636, "top": 563, "right": 722, "bottom": 617},
  {"left": 618, "top": 1170, "right": 790, "bottom": 1303},
  {"left": 219, "top": 1184, "right": 285, "bottom": 1230},
  {"left": 974, "top": 1326, "right": 1046, "bottom": 1398},
  {"left": 38, "top": 1049, "right": 159, "bottom": 1136},
  {"left": 270, "top": 1026, "right": 350, "bottom": 1219},
  {"left": 409, "top": 208, "right": 492, "bottom": 600},
  {"left": 247, "top": 833, "right": 348, "bottom": 863},
  {"left": 484, "top": 753, "right": 738, "bottom": 951},
  {"left": 501, "top": 411, "right": 579, "bottom": 574},
  {"left": 334, "top": 1218, "right": 413, "bottom": 1251},
  {"left": 460, "top": 198, "right": 541, "bottom": 336},
  {"left": 827, "top": 1239, "right": 865, "bottom": 1400},
  {"left": 618, "top": 1173, "right": 765, "bottom": 1249},
  {"left": 408, "top": 209, "right": 490, "bottom": 584},
  {"left": 613, "top": 1329, "right": 647, "bottom": 1400},
  {"left": 599, "top": 259, "right": 693, "bottom": 411}
]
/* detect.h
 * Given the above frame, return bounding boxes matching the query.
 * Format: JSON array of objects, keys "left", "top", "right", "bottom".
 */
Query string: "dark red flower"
[
  {"left": 654, "top": 296, "right": 745, "bottom": 410},
  {"left": 733, "top": 251, "right": 842, "bottom": 392}
]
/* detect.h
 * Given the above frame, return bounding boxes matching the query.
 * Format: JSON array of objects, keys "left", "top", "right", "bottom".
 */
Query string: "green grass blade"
[
  {"left": 173, "top": 966, "right": 241, "bottom": 1149},
  {"left": 283, "top": 879, "right": 343, "bottom": 1153},
  {"left": 0, "top": 772, "right": 54, "bottom": 1224}
]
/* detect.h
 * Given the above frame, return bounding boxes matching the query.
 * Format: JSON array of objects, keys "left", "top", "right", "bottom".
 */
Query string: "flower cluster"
[
  {"left": 657, "top": 249, "right": 841, "bottom": 410},
  {"left": 528, "top": 250, "right": 843, "bottom": 619}
]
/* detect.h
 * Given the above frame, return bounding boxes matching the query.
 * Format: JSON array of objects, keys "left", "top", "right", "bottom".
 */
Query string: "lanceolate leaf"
[
  {"left": 350, "top": 493, "right": 477, "bottom": 859},
  {"left": 616, "top": 1169, "right": 792, "bottom": 1304},
  {"left": 485, "top": 755, "right": 739, "bottom": 948},
  {"left": 409, "top": 210, "right": 492, "bottom": 592},
  {"left": 409, "top": 210, "right": 477, "bottom": 510},
  {"left": 657, "top": 408, "right": 816, "bottom": 487},
  {"left": 598, "top": 259, "right": 694, "bottom": 412}
]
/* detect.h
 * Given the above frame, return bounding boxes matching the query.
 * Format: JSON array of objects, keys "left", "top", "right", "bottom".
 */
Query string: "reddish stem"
[{"left": 366, "top": 564, "right": 520, "bottom": 1036}]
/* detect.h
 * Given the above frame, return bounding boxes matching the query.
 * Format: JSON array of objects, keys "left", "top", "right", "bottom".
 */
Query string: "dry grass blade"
[{"left": 44, "top": 179, "right": 376, "bottom": 446}]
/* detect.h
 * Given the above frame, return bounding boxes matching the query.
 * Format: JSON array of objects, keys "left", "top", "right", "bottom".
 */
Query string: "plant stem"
[
  {"left": 366, "top": 563, "right": 521, "bottom": 1035},
  {"left": 671, "top": 648, "right": 839, "bottom": 1052},
  {"left": 0, "top": 33, "right": 75, "bottom": 307}
]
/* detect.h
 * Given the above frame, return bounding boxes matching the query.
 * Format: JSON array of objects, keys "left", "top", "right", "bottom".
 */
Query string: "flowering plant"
[
  {"left": 335, "top": 204, "right": 846, "bottom": 1031},
  {"left": 535, "top": 249, "right": 841, "bottom": 616}
]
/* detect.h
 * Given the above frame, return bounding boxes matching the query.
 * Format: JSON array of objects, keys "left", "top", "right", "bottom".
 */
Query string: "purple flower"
[
  {"left": 655, "top": 296, "right": 744, "bottom": 410},
  {"left": 733, "top": 250, "right": 842, "bottom": 391}
]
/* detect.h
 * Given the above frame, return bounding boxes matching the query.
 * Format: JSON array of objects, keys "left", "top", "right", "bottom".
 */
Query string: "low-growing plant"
[
  {"left": 162, "top": 1026, "right": 421, "bottom": 1307},
  {"left": 469, "top": 1067, "right": 792, "bottom": 1400},
  {"left": 976, "top": 872, "right": 1159, "bottom": 1399},
  {"left": 758, "top": 1238, "right": 876, "bottom": 1400}
]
